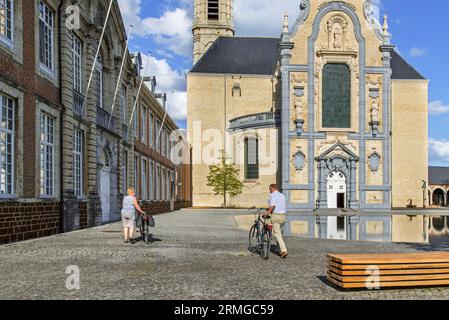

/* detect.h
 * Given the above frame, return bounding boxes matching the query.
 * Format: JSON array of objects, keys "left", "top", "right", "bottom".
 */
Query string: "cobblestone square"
[{"left": 1, "top": 210, "right": 449, "bottom": 300}]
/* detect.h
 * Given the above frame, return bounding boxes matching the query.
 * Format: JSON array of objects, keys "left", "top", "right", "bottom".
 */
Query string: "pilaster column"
[
  {"left": 317, "top": 215, "right": 328, "bottom": 239},
  {"left": 348, "top": 215, "right": 359, "bottom": 241},
  {"left": 317, "top": 160, "right": 327, "bottom": 209},
  {"left": 349, "top": 160, "right": 358, "bottom": 208}
]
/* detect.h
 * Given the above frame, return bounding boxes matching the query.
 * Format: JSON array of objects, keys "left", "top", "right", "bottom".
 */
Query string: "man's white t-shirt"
[{"left": 268, "top": 191, "right": 287, "bottom": 214}]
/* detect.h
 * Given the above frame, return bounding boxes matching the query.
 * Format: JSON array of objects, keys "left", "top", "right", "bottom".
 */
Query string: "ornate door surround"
[{"left": 316, "top": 142, "right": 359, "bottom": 209}]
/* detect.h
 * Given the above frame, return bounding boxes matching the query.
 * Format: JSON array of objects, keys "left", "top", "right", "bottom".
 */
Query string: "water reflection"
[{"left": 286, "top": 214, "right": 449, "bottom": 243}]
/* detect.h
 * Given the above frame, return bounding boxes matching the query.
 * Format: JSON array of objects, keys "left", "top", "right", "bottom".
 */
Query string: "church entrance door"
[{"left": 327, "top": 171, "right": 346, "bottom": 209}]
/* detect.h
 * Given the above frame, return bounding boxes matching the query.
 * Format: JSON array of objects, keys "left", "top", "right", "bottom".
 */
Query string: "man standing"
[{"left": 264, "top": 184, "right": 288, "bottom": 258}]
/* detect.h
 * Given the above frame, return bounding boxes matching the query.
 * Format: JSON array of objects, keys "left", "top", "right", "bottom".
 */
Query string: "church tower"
[{"left": 192, "top": 0, "right": 235, "bottom": 64}]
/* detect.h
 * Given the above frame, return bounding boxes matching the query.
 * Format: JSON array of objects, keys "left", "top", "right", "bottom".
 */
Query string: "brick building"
[{"left": 0, "top": 0, "right": 192, "bottom": 244}]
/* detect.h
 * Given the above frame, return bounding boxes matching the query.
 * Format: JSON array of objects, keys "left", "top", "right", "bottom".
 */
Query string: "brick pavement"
[{"left": 1, "top": 209, "right": 449, "bottom": 300}]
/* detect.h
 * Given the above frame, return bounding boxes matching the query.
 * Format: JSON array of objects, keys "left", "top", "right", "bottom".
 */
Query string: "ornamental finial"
[
  {"left": 383, "top": 14, "right": 389, "bottom": 35},
  {"left": 283, "top": 13, "right": 289, "bottom": 33}
]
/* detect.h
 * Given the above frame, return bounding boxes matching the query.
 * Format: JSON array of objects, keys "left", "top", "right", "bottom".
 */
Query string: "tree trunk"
[
  {"left": 224, "top": 192, "right": 227, "bottom": 208},
  {"left": 223, "top": 175, "right": 227, "bottom": 208}
]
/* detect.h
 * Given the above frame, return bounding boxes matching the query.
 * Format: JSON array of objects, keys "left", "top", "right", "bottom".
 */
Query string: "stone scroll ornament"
[
  {"left": 293, "top": 149, "right": 306, "bottom": 172},
  {"left": 291, "top": 74, "right": 306, "bottom": 136},
  {"left": 368, "top": 152, "right": 381, "bottom": 172},
  {"left": 369, "top": 88, "right": 381, "bottom": 137}
]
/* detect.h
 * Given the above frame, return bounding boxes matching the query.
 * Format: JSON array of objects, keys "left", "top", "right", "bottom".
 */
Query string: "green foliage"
[{"left": 206, "top": 151, "right": 244, "bottom": 208}]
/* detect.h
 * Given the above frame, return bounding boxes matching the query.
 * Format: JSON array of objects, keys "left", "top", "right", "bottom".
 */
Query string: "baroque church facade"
[{"left": 187, "top": 0, "right": 428, "bottom": 214}]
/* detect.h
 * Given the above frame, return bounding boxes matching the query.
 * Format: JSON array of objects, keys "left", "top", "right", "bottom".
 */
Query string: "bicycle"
[
  {"left": 248, "top": 208, "right": 273, "bottom": 260},
  {"left": 138, "top": 211, "right": 155, "bottom": 245}
]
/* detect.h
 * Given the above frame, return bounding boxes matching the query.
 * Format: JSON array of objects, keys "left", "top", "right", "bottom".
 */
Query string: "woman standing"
[{"left": 121, "top": 188, "right": 144, "bottom": 243}]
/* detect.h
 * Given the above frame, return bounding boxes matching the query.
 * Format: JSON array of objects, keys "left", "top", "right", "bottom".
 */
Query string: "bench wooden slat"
[
  {"left": 328, "top": 260, "right": 449, "bottom": 270},
  {"left": 328, "top": 265, "right": 449, "bottom": 276},
  {"left": 327, "top": 252, "right": 449, "bottom": 265},
  {"left": 327, "top": 274, "right": 449, "bottom": 289},
  {"left": 328, "top": 270, "right": 449, "bottom": 283}
]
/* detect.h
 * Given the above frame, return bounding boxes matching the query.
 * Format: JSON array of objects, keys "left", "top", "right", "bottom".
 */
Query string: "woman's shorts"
[{"left": 121, "top": 210, "right": 136, "bottom": 228}]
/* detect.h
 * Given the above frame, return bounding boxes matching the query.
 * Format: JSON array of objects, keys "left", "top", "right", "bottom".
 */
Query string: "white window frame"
[
  {"left": 95, "top": 55, "right": 103, "bottom": 109},
  {"left": 141, "top": 157, "right": 147, "bottom": 200},
  {"left": 149, "top": 160, "right": 154, "bottom": 201},
  {"left": 0, "top": 0, "right": 14, "bottom": 46},
  {"left": 121, "top": 84, "right": 127, "bottom": 124},
  {"left": 141, "top": 105, "right": 147, "bottom": 144},
  {"left": 72, "top": 34, "right": 82, "bottom": 92},
  {"left": 161, "top": 166, "right": 165, "bottom": 201},
  {"left": 0, "top": 93, "right": 14, "bottom": 196},
  {"left": 162, "top": 128, "right": 166, "bottom": 157},
  {"left": 149, "top": 112, "right": 154, "bottom": 148},
  {"left": 40, "top": 112, "right": 55, "bottom": 197},
  {"left": 165, "top": 169, "right": 169, "bottom": 201},
  {"left": 132, "top": 96, "right": 137, "bottom": 137},
  {"left": 73, "top": 128, "right": 83, "bottom": 197},
  {"left": 166, "top": 129, "right": 170, "bottom": 159},
  {"left": 156, "top": 119, "right": 161, "bottom": 153},
  {"left": 156, "top": 163, "right": 160, "bottom": 200},
  {"left": 39, "top": 1, "right": 54, "bottom": 74},
  {"left": 123, "top": 150, "right": 128, "bottom": 194},
  {"left": 134, "top": 155, "right": 138, "bottom": 196}
]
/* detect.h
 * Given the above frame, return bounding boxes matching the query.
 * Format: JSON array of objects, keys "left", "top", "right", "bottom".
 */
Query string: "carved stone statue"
[
  {"left": 333, "top": 26, "right": 343, "bottom": 49},
  {"left": 294, "top": 97, "right": 303, "bottom": 120},
  {"left": 370, "top": 101, "right": 380, "bottom": 122}
]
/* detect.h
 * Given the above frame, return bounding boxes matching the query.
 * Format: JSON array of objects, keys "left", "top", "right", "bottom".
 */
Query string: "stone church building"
[{"left": 187, "top": 0, "right": 429, "bottom": 219}]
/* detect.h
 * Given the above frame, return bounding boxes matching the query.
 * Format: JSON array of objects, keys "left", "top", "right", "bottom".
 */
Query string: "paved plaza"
[{"left": 1, "top": 209, "right": 449, "bottom": 300}]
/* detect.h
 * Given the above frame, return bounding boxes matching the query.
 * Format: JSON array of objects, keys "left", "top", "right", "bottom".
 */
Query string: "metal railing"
[
  {"left": 229, "top": 111, "right": 281, "bottom": 131},
  {"left": 96, "top": 107, "right": 115, "bottom": 131},
  {"left": 73, "top": 90, "right": 85, "bottom": 117}
]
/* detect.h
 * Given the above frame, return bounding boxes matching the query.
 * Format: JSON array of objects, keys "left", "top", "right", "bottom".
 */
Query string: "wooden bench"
[{"left": 327, "top": 252, "right": 449, "bottom": 289}]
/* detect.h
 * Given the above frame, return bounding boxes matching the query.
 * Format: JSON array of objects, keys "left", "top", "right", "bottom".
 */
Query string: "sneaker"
[
  {"left": 124, "top": 239, "right": 129, "bottom": 243},
  {"left": 280, "top": 252, "right": 288, "bottom": 259}
]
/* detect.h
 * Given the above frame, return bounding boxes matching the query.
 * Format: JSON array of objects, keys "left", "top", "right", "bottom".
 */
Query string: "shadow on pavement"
[{"left": 134, "top": 234, "right": 162, "bottom": 244}]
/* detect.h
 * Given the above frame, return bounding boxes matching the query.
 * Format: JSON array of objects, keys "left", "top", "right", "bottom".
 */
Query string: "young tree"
[{"left": 206, "top": 151, "right": 244, "bottom": 208}]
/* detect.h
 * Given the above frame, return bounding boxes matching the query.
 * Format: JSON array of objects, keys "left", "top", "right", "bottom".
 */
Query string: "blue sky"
[{"left": 117, "top": 0, "right": 449, "bottom": 166}]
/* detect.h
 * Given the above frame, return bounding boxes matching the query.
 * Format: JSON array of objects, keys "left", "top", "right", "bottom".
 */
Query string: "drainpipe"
[{"left": 58, "top": 1, "right": 65, "bottom": 233}]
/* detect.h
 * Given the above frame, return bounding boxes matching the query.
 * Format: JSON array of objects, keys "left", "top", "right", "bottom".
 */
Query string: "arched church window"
[
  {"left": 208, "top": 0, "right": 219, "bottom": 20},
  {"left": 322, "top": 63, "right": 351, "bottom": 129},
  {"left": 244, "top": 137, "right": 259, "bottom": 180}
]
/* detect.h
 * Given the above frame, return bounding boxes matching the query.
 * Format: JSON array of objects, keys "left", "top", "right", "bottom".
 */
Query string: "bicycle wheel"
[
  {"left": 260, "top": 228, "right": 271, "bottom": 260},
  {"left": 143, "top": 222, "right": 150, "bottom": 244},
  {"left": 248, "top": 224, "right": 258, "bottom": 252},
  {"left": 139, "top": 217, "right": 145, "bottom": 236}
]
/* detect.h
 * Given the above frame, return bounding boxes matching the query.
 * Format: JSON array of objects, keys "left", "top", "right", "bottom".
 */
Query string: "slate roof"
[
  {"left": 390, "top": 50, "right": 426, "bottom": 80},
  {"left": 429, "top": 167, "right": 449, "bottom": 185},
  {"left": 190, "top": 37, "right": 280, "bottom": 75},
  {"left": 190, "top": 37, "right": 425, "bottom": 80}
]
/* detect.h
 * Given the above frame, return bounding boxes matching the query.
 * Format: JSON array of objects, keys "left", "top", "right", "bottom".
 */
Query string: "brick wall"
[
  {"left": 175, "top": 200, "right": 192, "bottom": 211},
  {"left": 0, "top": 2, "right": 60, "bottom": 199},
  {"left": 141, "top": 201, "right": 170, "bottom": 215},
  {"left": 0, "top": 202, "right": 61, "bottom": 244}
]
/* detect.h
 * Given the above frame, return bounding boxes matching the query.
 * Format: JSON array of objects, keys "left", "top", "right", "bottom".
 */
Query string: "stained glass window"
[
  {"left": 322, "top": 63, "right": 351, "bottom": 129},
  {"left": 244, "top": 137, "right": 259, "bottom": 180}
]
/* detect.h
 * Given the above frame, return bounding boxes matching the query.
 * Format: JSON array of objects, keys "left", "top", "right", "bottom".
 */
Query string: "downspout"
[{"left": 58, "top": 1, "right": 65, "bottom": 233}]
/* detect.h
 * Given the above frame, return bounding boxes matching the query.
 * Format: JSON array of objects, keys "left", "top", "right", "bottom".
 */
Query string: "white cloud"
[
  {"left": 430, "top": 139, "right": 449, "bottom": 165},
  {"left": 234, "top": 0, "right": 299, "bottom": 37},
  {"left": 139, "top": 54, "right": 187, "bottom": 121},
  {"left": 410, "top": 46, "right": 428, "bottom": 57},
  {"left": 118, "top": 0, "right": 192, "bottom": 58},
  {"left": 429, "top": 101, "right": 449, "bottom": 116}
]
